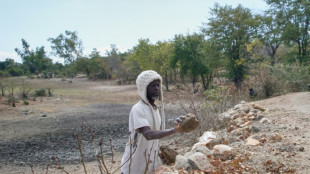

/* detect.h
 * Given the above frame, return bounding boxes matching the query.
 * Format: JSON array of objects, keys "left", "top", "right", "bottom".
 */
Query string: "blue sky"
[{"left": 0, "top": 0, "right": 268, "bottom": 63}]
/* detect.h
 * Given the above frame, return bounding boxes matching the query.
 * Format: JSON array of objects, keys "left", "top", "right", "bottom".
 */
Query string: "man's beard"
[{"left": 151, "top": 95, "right": 159, "bottom": 100}]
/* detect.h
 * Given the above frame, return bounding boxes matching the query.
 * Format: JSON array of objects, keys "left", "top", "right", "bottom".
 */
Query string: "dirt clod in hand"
[{"left": 179, "top": 113, "right": 199, "bottom": 133}]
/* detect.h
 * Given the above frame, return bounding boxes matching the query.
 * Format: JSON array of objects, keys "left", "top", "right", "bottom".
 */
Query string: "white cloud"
[{"left": 0, "top": 51, "right": 21, "bottom": 63}]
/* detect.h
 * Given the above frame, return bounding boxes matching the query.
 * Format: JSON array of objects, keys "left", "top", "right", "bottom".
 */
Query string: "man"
[{"left": 121, "top": 70, "right": 183, "bottom": 174}]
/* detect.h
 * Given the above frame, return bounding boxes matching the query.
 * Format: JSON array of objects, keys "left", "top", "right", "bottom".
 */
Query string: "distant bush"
[
  {"left": 47, "top": 88, "right": 53, "bottom": 97},
  {"left": 273, "top": 63, "right": 310, "bottom": 92},
  {"left": 34, "top": 89, "right": 46, "bottom": 97},
  {"left": 23, "top": 100, "right": 29, "bottom": 105}
]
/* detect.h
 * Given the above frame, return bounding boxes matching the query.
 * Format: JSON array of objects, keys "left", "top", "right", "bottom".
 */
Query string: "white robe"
[{"left": 121, "top": 100, "right": 161, "bottom": 174}]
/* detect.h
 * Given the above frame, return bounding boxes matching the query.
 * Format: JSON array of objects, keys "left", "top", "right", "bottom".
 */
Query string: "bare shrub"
[
  {"left": 18, "top": 79, "right": 32, "bottom": 99},
  {"left": 34, "top": 89, "right": 46, "bottom": 97},
  {"left": 0, "top": 79, "right": 6, "bottom": 97},
  {"left": 273, "top": 63, "right": 310, "bottom": 92}
]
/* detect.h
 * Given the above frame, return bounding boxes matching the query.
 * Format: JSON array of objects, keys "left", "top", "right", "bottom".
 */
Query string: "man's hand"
[{"left": 174, "top": 116, "right": 185, "bottom": 132}]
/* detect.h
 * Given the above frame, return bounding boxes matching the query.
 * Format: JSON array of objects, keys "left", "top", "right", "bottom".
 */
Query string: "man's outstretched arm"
[
  {"left": 138, "top": 116, "right": 184, "bottom": 140},
  {"left": 138, "top": 126, "right": 177, "bottom": 140}
]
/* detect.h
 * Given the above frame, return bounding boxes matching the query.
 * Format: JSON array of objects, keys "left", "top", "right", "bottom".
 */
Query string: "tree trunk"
[
  {"left": 200, "top": 74, "right": 207, "bottom": 90},
  {"left": 192, "top": 75, "right": 197, "bottom": 89},
  {"left": 164, "top": 72, "right": 169, "bottom": 91}
]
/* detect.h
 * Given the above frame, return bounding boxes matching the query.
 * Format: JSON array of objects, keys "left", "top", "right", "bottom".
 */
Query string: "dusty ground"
[{"left": 0, "top": 77, "right": 309, "bottom": 173}]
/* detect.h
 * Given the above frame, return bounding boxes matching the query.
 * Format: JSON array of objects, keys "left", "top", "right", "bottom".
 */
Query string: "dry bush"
[{"left": 164, "top": 82, "right": 249, "bottom": 145}]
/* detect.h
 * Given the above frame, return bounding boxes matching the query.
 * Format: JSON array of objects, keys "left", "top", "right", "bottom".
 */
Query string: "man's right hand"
[{"left": 174, "top": 116, "right": 185, "bottom": 132}]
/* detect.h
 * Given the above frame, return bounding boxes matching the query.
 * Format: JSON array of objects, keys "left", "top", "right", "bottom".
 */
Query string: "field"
[{"left": 0, "top": 77, "right": 310, "bottom": 173}]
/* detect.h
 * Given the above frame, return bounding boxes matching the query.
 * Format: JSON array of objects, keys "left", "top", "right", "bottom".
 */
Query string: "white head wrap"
[{"left": 136, "top": 70, "right": 165, "bottom": 130}]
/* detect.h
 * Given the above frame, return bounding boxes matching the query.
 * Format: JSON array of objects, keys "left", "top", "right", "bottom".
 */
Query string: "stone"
[
  {"left": 299, "top": 147, "right": 305, "bottom": 152},
  {"left": 240, "top": 101, "right": 246, "bottom": 104},
  {"left": 226, "top": 136, "right": 240, "bottom": 144},
  {"left": 199, "top": 131, "right": 216, "bottom": 143},
  {"left": 188, "top": 152, "right": 212, "bottom": 171},
  {"left": 206, "top": 137, "right": 223, "bottom": 150},
  {"left": 179, "top": 113, "right": 199, "bottom": 133},
  {"left": 219, "top": 112, "right": 232, "bottom": 122},
  {"left": 257, "top": 114, "right": 265, "bottom": 120},
  {"left": 240, "top": 106, "right": 251, "bottom": 113},
  {"left": 278, "top": 144, "right": 294, "bottom": 152},
  {"left": 190, "top": 145, "right": 212, "bottom": 156},
  {"left": 259, "top": 118, "right": 271, "bottom": 124},
  {"left": 230, "top": 127, "right": 250, "bottom": 136},
  {"left": 250, "top": 125, "right": 261, "bottom": 133},
  {"left": 270, "top": 133, "right": 282, "bottom": 142},
  {"left": 240, "top": 121, "right": 252, "bottom": 128},
  {"left": 40, "top": 113, "right": 47, "bottom": 117},
  {"left": 252, "top": 103, "right": 266, "bottom": 111},
  {"left": 153, "top": 166, "right": 174, "bottom": 173},
  {"left": 213, "top": 144, "right": 235, "bottom": 160},
  {"left": 233, "top": 117, "right": 243, "bottom": 126},
  {"left": 233, "top": 104, "right": 243, "bottom": 110},
  {"left": 174, "top": 155, "right": 192, "bottom": 172},
  {"left": 246, "top": 137, "right": 260, "bottom": 146},
  {"left": 160, "top": 146, "right": 178, "bottom": 165}
]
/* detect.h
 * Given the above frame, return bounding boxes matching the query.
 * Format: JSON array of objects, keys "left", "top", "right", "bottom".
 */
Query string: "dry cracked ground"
[{"left": 0, "top": 77, "right": 309, "bottom": 174}]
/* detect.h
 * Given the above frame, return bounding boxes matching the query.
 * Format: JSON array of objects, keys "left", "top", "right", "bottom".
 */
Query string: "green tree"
[
  {"left": 15, "top": 39, "right": 52, "bottom": 74},
  {"left": 48, "top": 30, "right": 83, "bottom": 64},
  {"left": 202, "top": 4, "right": 259, "bottom": 87},
  {"left": 153, "top": 41, "right": 174, "bottom": 90},
  {"left": 258, "top": 14, "right": 283, "bottom": 66},
  {"left": 171, "top": 33, "right": 210, "bottom": 89},
  {"left": 266, "top": 0, "right": 310, "bottom": 63},
  {"left": 129, "top": 39, "right": 156, "bottom": 70},
  {"left": 106, "top": 44, "right": 122, "bottom": 79}
]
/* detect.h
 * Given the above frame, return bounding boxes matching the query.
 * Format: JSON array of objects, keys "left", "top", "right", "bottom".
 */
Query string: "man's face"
[{"left": 147, "top": 79, "right": 160, "bottom": 102}]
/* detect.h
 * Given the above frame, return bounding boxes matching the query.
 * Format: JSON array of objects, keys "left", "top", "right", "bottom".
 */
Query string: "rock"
[
  {"left": 299, "top": 147, "right": 305, "bottom": 152},
  {"left": 179, "top": 113, "right": 199, "bottom": 133},
  {"left": 174, "top": 155, "right": 192, "bottom": 172},
  {"left": 233, "top": 117, "right": 244, "bottom": 126},
  {"left": 240, "top": 101, "right": 246, "bottom": 104},
  {"left": 278, "top": 144, "right": 294, "bottom": 152},
  {"left": 270, "top": 133, "right": 282, "bottom": 142},
  {"left": 213, "top": 144, "right": 235, "bottom": 160},
  {"left": 40, "top": 113, "right": 47, "bottom": 117},
  {"left": 252, "top": 103, "right": 266, "bottom": 111},
  {"left": 233, "top": 104, "right": 243, "bottom": 110},
  {"left": 206, "top": 137, "right": 223, "bottom": 150},
  {"left": 228, "top": 109, "right": 239, "bottom": 116},
  {"left": 226, "top": 136, "right": 240, "bottom": 144},
  {"left": 153, "top": 166, "right": 174, "bottom": 173},
  {"left": 240, "top": 121, "right": 252, "bottom": 128},
  {"left": 246, "top": 137, "right": 260, "bottom": 146},
  {"left": 160, "top": 146, "right": 178, "bottom": 165},
  {"left": 219, "top": 112, "right": 232, "bottom": 122},
  {"left": 230, "top": 127, "right": 250, "bottom": 136},
  {"left": 190, "top": 145, "right": 212, "bottom": 156},
  {"left": 250, "top": 125, "right": 261, "bottom": 133},
  {"left": 257, "top": 114, "right": 265, "bottom": 120},
  {"left": 240, "top": 106, "right": 251, "bottom": 113},
  {"left": 259, "top": 118, "right": 271, "bottom": 124},
  {"left": 199, "top": 131, "right": 216, "bottom": 143},
  {"left": 187, "top": 152, "right": 212, "bottom": 170}
]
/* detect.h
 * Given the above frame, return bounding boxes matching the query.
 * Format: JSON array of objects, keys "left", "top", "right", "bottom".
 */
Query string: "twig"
[
  {"left": 109, "top": 137, "right": 115, "bottom": 163},
  {"left": 143, "top": 142, "right": 154, "bottom": 174},
  {"left": 75, "top": 133, "right": 88, "bottom": 174},
  {"left": 112, "top": 145, "right": 137, "bottom": 174},
  {"left": 99, "top": 138, "right": 109, "bottom": 173},
  {"left": 89, "top": 128, "right": 104, "bottom": 174},
  {"left": 46, "top": 163, "right": 49, "bottom": 174},
  {"left": 29, "top": 163, "right": 34, "bottom": 174},
  {"left": 51, "top": 156, "right": 69, "bottom": 174}
]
